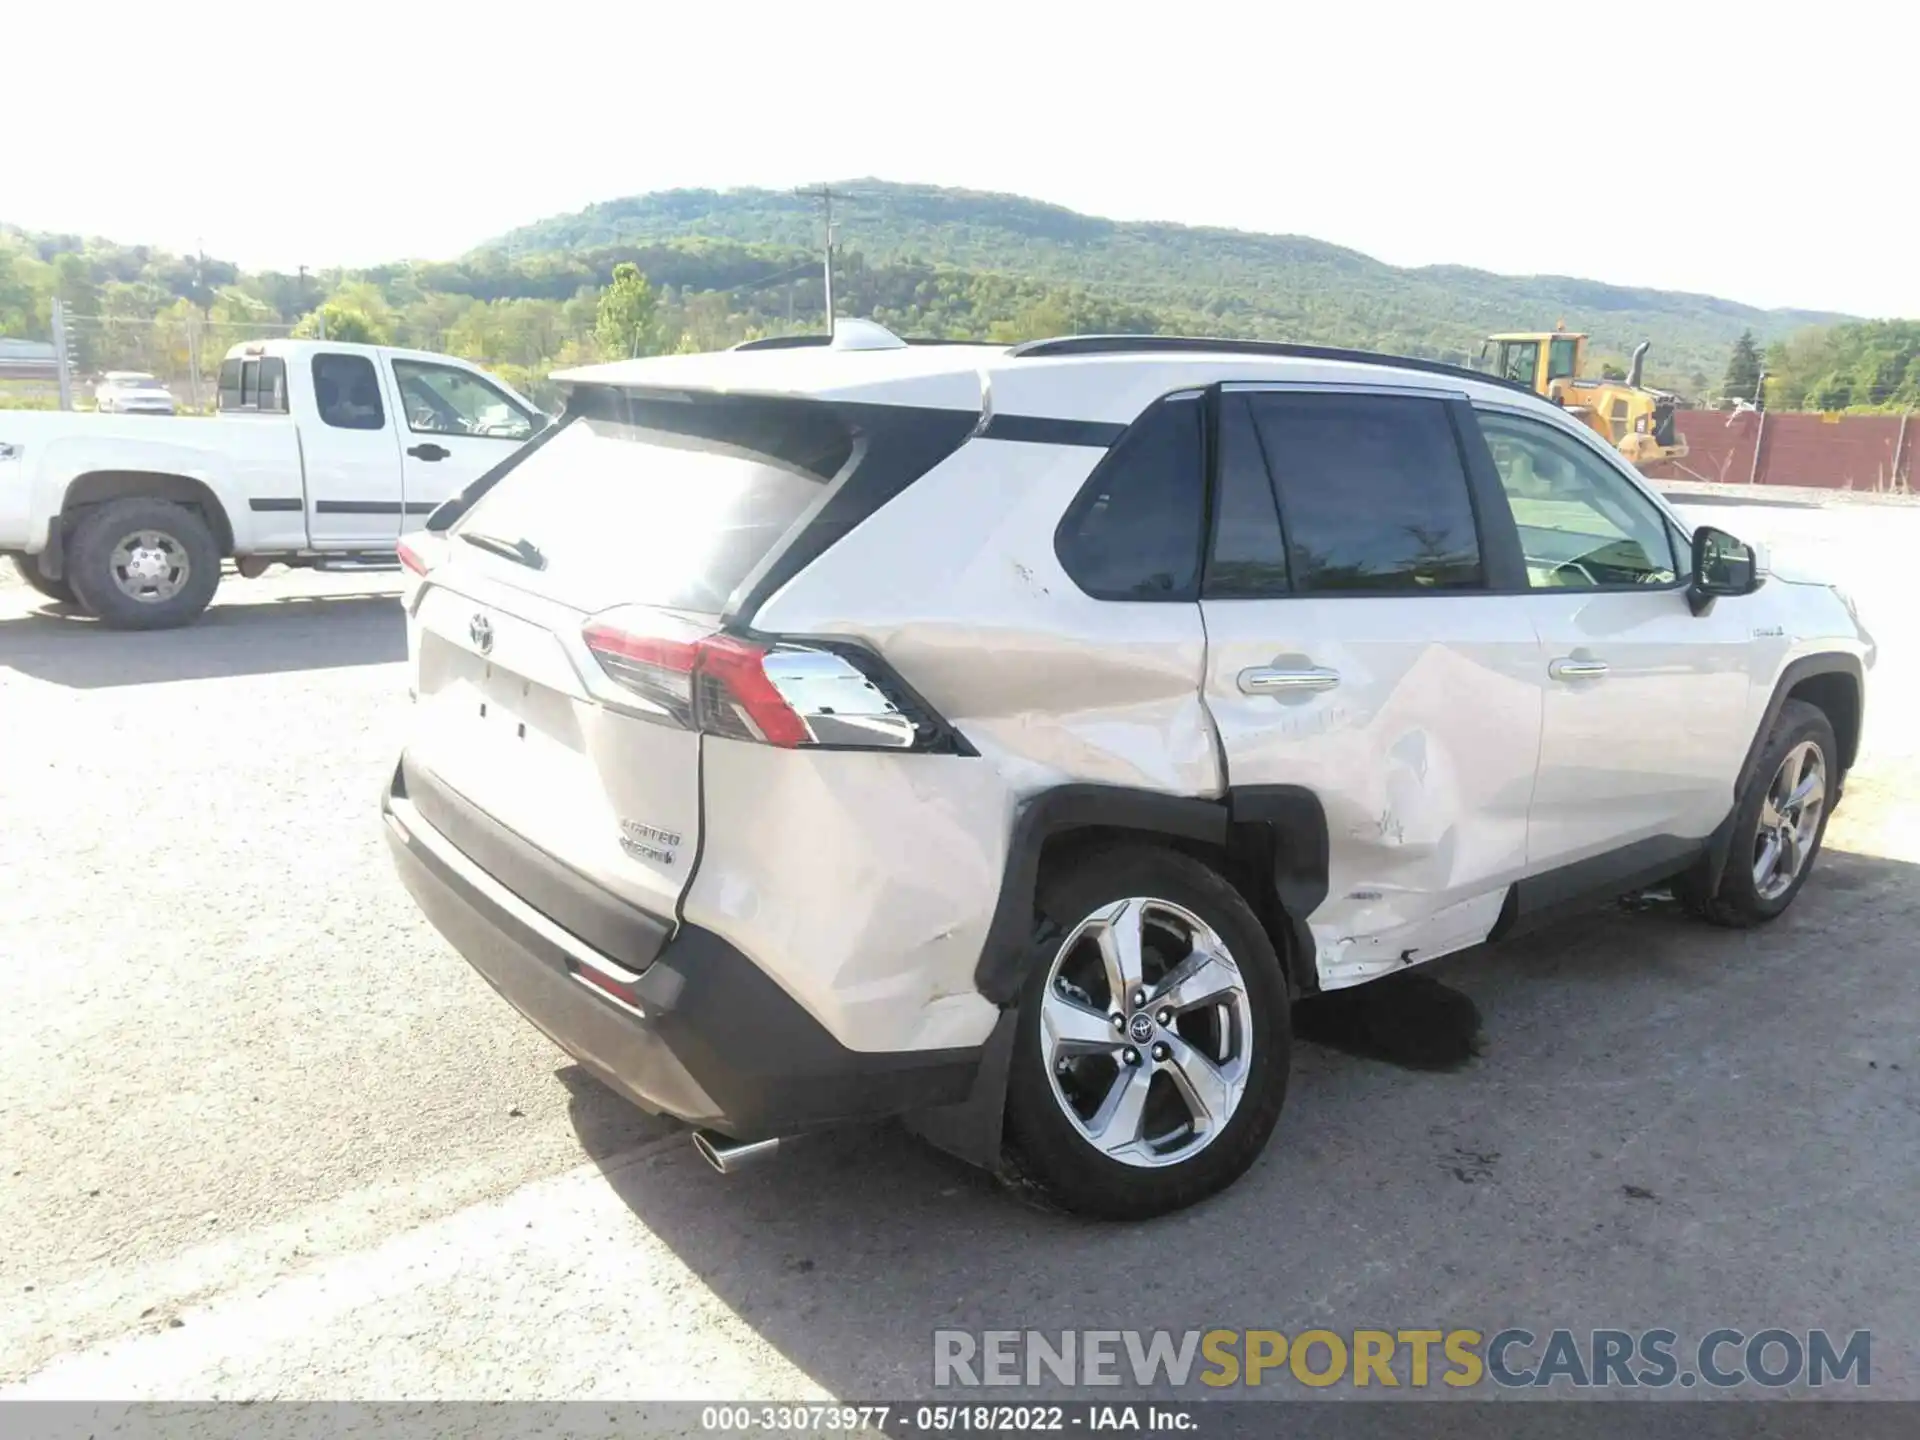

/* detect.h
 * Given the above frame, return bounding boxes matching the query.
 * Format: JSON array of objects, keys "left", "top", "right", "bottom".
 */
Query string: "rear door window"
[
  {"left": 1242, "top": 391, "right": 1484, "bottom": 593},
  {"left": 1204, "top": 394, "right": 1290, "bottom": 598},
  {"left": 1054, "top": 393, "right": 1205, "bottom": 601}
]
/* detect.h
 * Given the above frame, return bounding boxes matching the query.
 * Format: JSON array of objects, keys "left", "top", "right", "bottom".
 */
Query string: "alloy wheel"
[
  {"left": 1039, "top": 896, "right": 1253, "bottom": 1168},
  {"left": 1753, "top": 739, "right": 1826, "bottom": 901}
]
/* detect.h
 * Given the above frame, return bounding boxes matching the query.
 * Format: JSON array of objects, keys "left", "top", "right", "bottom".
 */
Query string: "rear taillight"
[
  {"left": 581, "top": 608, "right": 963, "bottom": 753},
  {"left": 397, "top": 532, "right": 441, "bottom": 576}
]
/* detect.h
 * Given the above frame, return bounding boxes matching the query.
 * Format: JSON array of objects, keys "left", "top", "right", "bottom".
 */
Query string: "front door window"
[{"left": 391, "top": 360, "right": 535, "bottom": 441}]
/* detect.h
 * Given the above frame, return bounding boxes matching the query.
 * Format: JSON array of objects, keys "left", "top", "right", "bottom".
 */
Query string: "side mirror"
[{"left": 1688, "top": 525, "right": 1764, "bottom": 615}]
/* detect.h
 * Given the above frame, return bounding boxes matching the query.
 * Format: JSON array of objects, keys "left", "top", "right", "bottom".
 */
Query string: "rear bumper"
[{"left": 382, "top": 763, "right": 983, "bottom": 1141}]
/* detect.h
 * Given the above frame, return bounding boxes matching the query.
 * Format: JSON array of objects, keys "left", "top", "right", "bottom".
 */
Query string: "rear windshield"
[{"left": 455, "top": 390, "right": 856, "bottom": 613}]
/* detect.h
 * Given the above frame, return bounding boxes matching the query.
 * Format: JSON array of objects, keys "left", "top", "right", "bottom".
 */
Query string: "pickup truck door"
[
  {"left": 384, "top": 355, "right": 541, "bottom": 520},
  {"left": 297, "top": 351, "right": 407, "bottom": 548}
]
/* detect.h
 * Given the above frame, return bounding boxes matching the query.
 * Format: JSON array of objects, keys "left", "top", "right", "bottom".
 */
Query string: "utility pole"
[
  {"left": 51, "top": 297, "right": 73, "bottom": 411},
  {"left": 796, "top": 186, "right": 842, "bottom": 336}
]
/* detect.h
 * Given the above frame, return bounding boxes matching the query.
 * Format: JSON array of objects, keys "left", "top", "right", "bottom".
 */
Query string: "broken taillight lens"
[
  {"left": 397, "top": 531, "right": 444, "bottom": 576},
  {"left": 580, "top": 608, "right": 955, "bottom": 752}
]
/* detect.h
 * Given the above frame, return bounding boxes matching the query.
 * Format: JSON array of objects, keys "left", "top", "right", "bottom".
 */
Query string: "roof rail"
[
  {"left": 1005, "top": 334, "right": 1534, "bottom": 395},
  {"left": 731, "top": 334, "right": 832, "bottom": 351},
  {"left": 730, "top": 332, "right": 994, "bottom": 353}
]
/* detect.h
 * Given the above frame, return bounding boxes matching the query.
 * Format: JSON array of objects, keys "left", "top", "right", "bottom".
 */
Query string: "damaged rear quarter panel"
[
  {"left": 752, "top": 436, "right": 1222, "bottom": 801},
  {"left": 682, "top": 737, "right": 1007, "bottom": 1053}
]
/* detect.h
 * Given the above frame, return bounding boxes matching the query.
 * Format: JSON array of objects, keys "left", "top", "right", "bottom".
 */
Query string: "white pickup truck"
[{"left": 0, "top": 339, "right": 545, "bottom": 628}]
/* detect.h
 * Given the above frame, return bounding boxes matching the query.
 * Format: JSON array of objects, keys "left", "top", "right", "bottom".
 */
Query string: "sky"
[{"left": 7, "top": 0, "right": 1913, "bottom": 317}]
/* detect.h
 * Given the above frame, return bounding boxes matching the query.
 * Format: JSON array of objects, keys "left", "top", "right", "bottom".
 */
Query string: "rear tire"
[
  {"left": 8, "top": 552, "right": 78, "bottom": 607},
  {"left": 1003, "top": 844, "right": 1291, "bottom": 1220},
  {"left": 1677, "top": 699, "right": 1837, "bottom": 927},
  {"left": 65, "top": 497, "right": 222, "bottom": 631}
]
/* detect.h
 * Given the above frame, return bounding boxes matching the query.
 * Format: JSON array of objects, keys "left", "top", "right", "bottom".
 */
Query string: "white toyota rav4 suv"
[{"left": 383, "top": 324, "right": 1873, "bottom": 1219}]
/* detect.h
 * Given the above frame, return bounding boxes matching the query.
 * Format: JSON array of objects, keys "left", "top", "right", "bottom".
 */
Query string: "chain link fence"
[
  {"left": 0, "top": 310, "right": 570, "bottom": 414},
  {"left": 57, "top": 313, "right": 298, "bottom": 413}
]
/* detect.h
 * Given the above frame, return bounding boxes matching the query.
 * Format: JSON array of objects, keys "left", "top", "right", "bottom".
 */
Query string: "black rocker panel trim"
[{"left": 1491, "top": 832, "right": 1709, "bottom": 943}]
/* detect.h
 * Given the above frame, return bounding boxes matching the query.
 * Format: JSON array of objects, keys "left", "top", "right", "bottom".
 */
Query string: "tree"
[
  {"left": 595, "top": 262, "right": 658, "bottom": 359},
  {"left": 291, "top": 302, "right": 390, "bottom": 345},
  {"left": 1723, "top": 329, "right": 1762, "bottom": 403}
]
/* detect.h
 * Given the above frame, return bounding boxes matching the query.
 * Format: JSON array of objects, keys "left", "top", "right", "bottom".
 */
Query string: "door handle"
[
  {"left": 407, "top": 443, "right": 450, "bottom": 461},
  {"left": 1549, "top": 657, "right": 1610, "bottom": 680},
  {"left": 1239, "top": 665, "right": 1340, "bottom": 695}
]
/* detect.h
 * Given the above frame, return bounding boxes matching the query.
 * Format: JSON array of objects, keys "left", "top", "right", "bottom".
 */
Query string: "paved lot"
[{"left": 2, "top": 498, "right": 1917, "bottom": 1401}]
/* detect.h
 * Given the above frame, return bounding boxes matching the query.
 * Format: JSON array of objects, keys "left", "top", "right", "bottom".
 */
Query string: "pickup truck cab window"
[
  {"left": 217, "top": 356, "right": 287, "bottom": 414},
  {"left": 392, "top": 359, "right": 535, "bottom": 442},
  {"left": 312, "top": 353, "right": 385, "bottom": 431}
]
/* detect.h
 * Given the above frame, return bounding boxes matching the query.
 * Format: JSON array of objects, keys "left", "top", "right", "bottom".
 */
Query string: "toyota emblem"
[{"left": 469, "top": 613, "right": 494, "bottom": 654}]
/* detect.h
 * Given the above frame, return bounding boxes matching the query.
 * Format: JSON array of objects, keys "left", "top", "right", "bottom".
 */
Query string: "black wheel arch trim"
[
  {"left": 1701, "top": 651, "right": 1863, "bottom": 892},
  {"left": 971, "top": 782, "right": 1329, "bottom": 1008}
]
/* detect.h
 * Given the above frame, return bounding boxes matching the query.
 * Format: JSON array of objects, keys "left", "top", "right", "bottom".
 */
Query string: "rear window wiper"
[{"left": 459, "top": 530, "right": 547, "bottom": 570}]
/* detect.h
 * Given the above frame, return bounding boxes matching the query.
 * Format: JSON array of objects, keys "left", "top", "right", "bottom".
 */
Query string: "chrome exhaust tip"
[{"left": 691, "top": 1129, "right": 781, "bottom": 1175}]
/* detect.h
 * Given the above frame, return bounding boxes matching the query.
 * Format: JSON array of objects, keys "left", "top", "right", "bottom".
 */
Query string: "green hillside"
[
  {"left": 3, "top": 180, "right": 1875, "bottom": 411},
  {"left": 492, "top": 180, "right": 1849, "bottom": 390}
]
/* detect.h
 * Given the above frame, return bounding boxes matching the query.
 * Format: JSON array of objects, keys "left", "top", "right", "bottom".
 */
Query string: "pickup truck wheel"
[
  {"left": 8, "top": 553, "right": 78, "bottom": 607},
  {"left": 1677, "top": 699, "right": 1837, "bottom": 927},
  {"left": 65, "top": 498, "right": 222, "bottom": 630},
  {"left": 1003, "top": 845, "right": 1291, "bottom": 1219}
]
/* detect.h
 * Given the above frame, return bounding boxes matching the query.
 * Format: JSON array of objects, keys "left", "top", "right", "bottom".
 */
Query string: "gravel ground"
[{"left": 2, "top": 500, "right": 1916, "bottom": 1401}]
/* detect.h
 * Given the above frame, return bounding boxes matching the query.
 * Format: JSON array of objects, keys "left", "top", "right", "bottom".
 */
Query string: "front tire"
[
  {"left": 1003, "top": 845, "right": 1291, "bottom": 1219},
  {"left": 65, "top": 497, "right": 222, "bottom": 631},
  {"left": 1678, "top": 699, "right": 1837, "bottom": 927},
  {"left": 8, "top": 552, "right": 78, "bottom": 607}
]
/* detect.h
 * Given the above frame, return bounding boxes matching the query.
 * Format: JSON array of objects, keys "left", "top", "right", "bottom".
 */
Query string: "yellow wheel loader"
[{"left": 1483, "top": 329, "right": 1688, "bottom": 469}]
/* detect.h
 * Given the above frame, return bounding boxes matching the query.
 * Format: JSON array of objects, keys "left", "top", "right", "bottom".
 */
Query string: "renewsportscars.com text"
[{"left": 933, "top": 1328, "right": 1871, "bottom": 1391}]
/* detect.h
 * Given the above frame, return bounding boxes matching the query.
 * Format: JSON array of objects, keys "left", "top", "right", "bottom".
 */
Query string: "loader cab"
[{"left": 1485, "top": 331, "right": 1586, "bottom": 395}]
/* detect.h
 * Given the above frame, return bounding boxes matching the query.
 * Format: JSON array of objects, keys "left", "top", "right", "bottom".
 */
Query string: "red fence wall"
[{"left": 1644, "top": 411, "right": 1914, "bottom": 492}]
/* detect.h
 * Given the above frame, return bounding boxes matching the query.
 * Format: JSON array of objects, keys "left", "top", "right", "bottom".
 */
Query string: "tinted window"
[
  {"left": 1478, "top": 409, "right": 1678, "bottom": 588},
  {"left": 312, "top": 353, "right": 385, "bottom": 430},
  {"left": 1055, "top": 395, "right": 1204, "bottom": 601},
  {"left": 217, "top": 359, "right": 242, "bottom": 411},
  {"left": 259, "top": 357, "right": 287, "bottom": 413},
  {"left": 240, "top": 359, "right": 258, "bottom": 408},
  {"left": 1205, "top": 394, "right": 1289, "bottom": 598},
  {"left": 1247, "top": 393, "right": 1483, "bottom": 593},
  {"left": 392, "top": 359, "right": 534, "bottom": 441}
]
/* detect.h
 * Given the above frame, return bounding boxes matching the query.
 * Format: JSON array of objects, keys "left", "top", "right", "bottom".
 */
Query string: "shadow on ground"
[
  {"left": 0, "top": 589, "right": 405, "bottom": 687},
  {"left": 566, "top": 849, "right": 1920, "bottom": 1400}
]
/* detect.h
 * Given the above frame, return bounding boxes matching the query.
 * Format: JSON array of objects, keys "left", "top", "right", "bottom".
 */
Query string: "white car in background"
[{"left": 94, "top": 372, "right": 177, "bottom": 415}]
